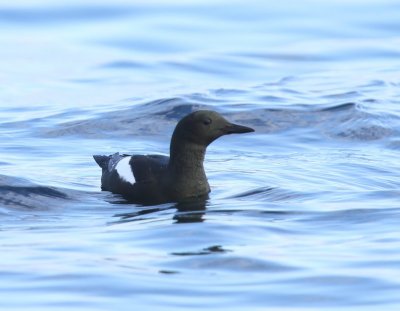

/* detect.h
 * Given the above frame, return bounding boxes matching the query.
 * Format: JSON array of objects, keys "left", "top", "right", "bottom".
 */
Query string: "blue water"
[{"left": 1, "top": 1, "right": 400, "bottom": 310}]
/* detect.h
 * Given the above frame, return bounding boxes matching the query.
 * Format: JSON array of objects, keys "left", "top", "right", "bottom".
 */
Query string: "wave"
[
  {"left": 2, "top": 79, "right": 397, "bottom": 144},
  {"left": 0, "top": 175, "right": 69, "bottom": 210},
  {"left": 37, "top": 100, "right": 395, "bottom": 141}
]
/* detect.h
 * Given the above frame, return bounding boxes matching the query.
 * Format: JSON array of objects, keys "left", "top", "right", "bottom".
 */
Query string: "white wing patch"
[{"left": 116, "top": 157, "right": 136, "bottom": 184}]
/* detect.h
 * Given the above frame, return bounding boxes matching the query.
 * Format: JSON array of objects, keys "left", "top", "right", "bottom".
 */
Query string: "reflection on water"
[{"left": 113, "top": 199, "right": 207, "bottom": 224}]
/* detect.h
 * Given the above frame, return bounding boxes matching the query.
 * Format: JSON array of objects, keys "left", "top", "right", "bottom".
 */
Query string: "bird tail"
[{"left": 93, "top": 155, "right": 110, "bottom": 169}]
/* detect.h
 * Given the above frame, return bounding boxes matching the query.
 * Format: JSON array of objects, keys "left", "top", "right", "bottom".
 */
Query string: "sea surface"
[{"left": 1, "top": 1, "right": 400, "bottom": 310}]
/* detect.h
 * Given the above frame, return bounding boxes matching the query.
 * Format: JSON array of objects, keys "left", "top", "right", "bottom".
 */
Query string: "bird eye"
[{"left": 202, "top": 118, "right": 212, "bottom": 126}]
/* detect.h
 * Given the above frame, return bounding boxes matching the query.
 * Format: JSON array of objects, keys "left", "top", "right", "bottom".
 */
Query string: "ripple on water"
[
  {"left": 1, "top": 0, "right": 400, "bottom": 309},
  {"left": 0, "top": 174, "right": 73, "bottom": 210}
]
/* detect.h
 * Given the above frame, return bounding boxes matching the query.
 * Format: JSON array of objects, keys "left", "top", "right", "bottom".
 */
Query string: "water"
[{"left": 1, "top": 0, "right": 400, "bottom": 310}]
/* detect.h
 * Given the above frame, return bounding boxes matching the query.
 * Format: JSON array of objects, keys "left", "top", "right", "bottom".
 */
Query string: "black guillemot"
[{"left": 93, "top": 110, "right": 254, "bottom": 205}]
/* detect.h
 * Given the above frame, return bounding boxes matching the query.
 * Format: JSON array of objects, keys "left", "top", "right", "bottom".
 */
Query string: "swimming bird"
[{"left": 93, "top": 110, "right": 254, "bottom": 205}]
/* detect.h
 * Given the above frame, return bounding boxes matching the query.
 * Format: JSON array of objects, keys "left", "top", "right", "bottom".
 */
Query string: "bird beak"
[{"left": 222, "top": 122, "right": 255, "bottom": 134}]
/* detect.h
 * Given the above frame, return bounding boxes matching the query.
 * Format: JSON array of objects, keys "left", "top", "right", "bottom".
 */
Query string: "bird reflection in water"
[{"left": 111, "top": 197, "right": 207, "bottom": 224}]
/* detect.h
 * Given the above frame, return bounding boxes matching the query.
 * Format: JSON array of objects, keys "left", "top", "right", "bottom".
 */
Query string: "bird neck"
[
  {"left": 167, "top": 132, "right": 211, "bottom": 200},
  {"left": 168, "top": 138, "right": 207, "bottom": 178}
]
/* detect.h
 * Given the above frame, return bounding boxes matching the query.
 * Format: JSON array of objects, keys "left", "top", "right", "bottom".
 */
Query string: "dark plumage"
[{"left": 94, "top": 110, "right": 254, "bottom": 205}]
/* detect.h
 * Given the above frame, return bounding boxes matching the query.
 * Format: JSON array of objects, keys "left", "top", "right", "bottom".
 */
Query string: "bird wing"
[{"left": 129, "top": 155, "right": 169, "bottom": 183}]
